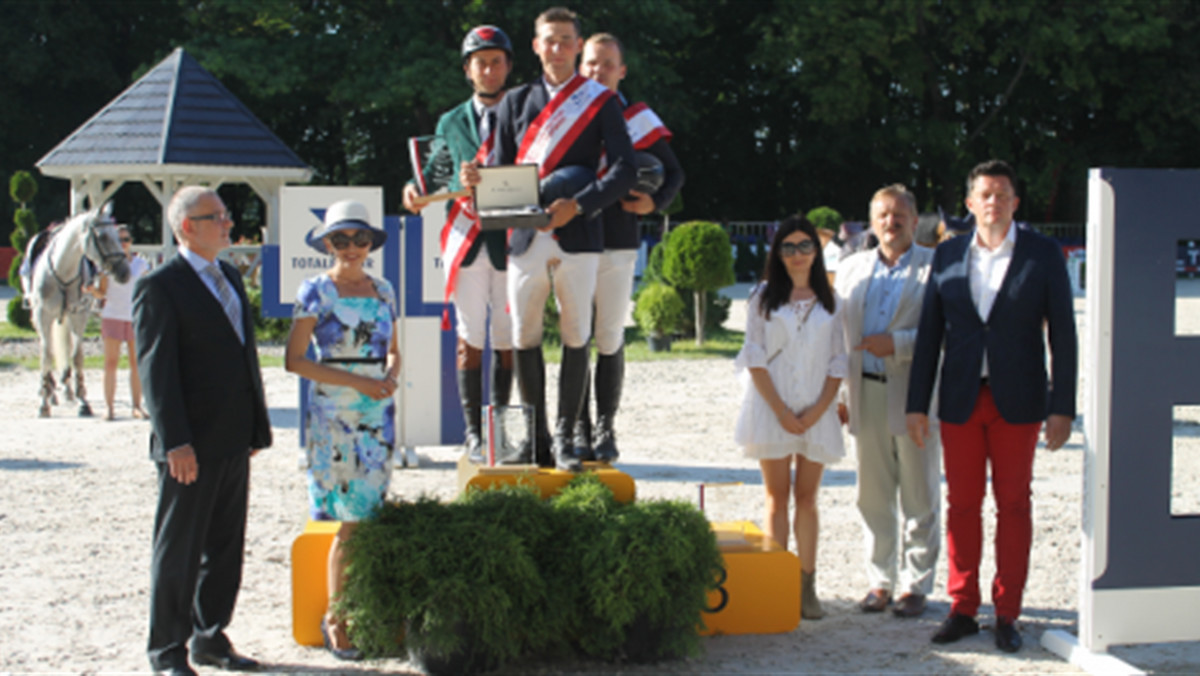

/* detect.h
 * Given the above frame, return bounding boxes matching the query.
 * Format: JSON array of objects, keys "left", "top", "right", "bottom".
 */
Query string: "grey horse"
[{"left": 27, "top": 207, "right": 130, "bottom": 417}]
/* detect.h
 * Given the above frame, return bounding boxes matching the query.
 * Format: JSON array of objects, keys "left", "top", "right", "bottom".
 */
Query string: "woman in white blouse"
[{"left": 735, "top": 214, "right": 847, "bottom": 620}]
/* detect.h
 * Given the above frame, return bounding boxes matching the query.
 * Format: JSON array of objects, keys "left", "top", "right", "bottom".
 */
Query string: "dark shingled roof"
[{"left": 38, "top": 47, "right": 308, "bottom": 170}]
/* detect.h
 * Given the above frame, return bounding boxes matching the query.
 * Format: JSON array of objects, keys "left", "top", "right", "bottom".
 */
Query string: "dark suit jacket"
[
  {"left": 602, "top": 135, "right": 685, "bottom": 250},
  {"left": 906, "top": 227, "right": 1077, "bottom": 425},
  {"left": 133, "top": 254, "right": 272, "bottom": 462},
  {"left": 432, "top": 98, "right": 508, "bottom": 270},
  {"left": 497, "top": 77, "right": 637, "bottom": 254}
]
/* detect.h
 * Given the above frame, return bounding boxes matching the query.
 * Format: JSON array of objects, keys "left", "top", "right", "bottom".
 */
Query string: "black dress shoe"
[
  {"left": 994, "top": 618, "right": 1022, "bottom": 653},
  {"left": 191, "top": 647, "right": 260, "bottom": 671},
  {"left": 931, "top": 612, "right": 980, "bottom": 644}
]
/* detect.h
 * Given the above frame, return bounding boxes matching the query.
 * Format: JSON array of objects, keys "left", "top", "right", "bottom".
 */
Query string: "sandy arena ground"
[{"left": 1, "top": 285, "right": 1198, "bottom": 674}]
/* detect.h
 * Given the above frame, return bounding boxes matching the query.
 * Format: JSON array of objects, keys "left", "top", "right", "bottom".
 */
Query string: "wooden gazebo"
[{"left": 36, "top": 47, "right": 312, "bottom": 250}]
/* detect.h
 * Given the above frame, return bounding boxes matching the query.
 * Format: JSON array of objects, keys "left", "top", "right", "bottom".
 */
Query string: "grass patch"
[
  {"left": 0, "top": 317, "right": 103, "bottom": 340},
  {"left": 0, "top": 350, "right": 285, "bottom": 372}
]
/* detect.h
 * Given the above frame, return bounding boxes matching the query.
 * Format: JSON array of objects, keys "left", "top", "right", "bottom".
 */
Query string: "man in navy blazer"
[
  {"left": 135, "top": 186, "right": 272, "bottom": 675},
  {"left": 907, "top": 160, "right": 1076, "bottom": 654},
  {"left": 466, "top": 6, "right": 636, "bottom": 471}
]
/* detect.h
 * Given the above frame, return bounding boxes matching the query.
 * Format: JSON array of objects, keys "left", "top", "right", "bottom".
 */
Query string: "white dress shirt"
[{"left": 968, "top": 223, "right": 1017, "bottom": 378}]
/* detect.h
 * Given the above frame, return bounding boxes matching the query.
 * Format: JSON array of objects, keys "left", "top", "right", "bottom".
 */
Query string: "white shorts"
[
  {"left": 593, "top": 250, "right": 637, "bottom": 355},
  {"left": 448, "top": 253, "right": 512, "bottom": 351},
  {"left": 507, "top": 232, "right": 599, "bottom": 349}
]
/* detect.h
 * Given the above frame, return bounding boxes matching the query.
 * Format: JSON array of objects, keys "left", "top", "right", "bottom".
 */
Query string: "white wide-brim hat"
[{"left": 305, "top": 199, "right": 387, "bottom": 254}]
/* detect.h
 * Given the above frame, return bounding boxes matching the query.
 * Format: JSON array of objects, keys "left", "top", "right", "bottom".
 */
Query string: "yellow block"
[
  {"left": 291, "top": 519, "right": 339, "bottom": 647},
  {"left": 456, "top": 455, "right": 636, "bottom": 503},
  {"left": 700, "top": 521, "right": 801, "bottom": 636}
]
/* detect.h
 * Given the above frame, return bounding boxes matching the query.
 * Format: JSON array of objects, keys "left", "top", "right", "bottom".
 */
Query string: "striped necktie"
[
  {"left": 480, "top": 109, "right": 497, "bottom": 166},
  {"left": 203, "top": 264, "right": 245, "bottom": 343}
]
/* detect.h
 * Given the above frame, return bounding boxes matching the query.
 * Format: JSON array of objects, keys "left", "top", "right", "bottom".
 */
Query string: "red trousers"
[{"left": 939, "top": 385, "right": 1040, "bottom": 620}]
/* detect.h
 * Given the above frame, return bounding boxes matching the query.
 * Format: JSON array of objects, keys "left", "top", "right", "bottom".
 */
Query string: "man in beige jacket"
[{"left": 835, "top": 184, "right": 941, "bottom": 618}]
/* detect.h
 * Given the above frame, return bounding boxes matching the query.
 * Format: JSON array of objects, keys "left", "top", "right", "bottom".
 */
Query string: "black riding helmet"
[{"left": 461, "top": 25, "right": 513, "bottom": 62}]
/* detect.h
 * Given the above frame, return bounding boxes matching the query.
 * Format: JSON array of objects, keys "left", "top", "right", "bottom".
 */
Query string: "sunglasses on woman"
[
  {"left": 328, "top": 230, "right": 374, "bottom": 250},
  {"left": 779, "top": 240, "right": 816, "bottom": 257}
]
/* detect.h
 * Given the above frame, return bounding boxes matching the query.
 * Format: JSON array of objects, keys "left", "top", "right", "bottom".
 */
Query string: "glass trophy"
[
  {"left": 484, "top": 404, "right": 534, "bottom": 466},
  {"left": 408, "top": 135, "right": 456, "bottom": 197}
]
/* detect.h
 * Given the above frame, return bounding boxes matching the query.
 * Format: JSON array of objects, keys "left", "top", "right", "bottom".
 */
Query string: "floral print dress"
[{"left": 294, "top": 273, "right": 397, "bottom": 521}]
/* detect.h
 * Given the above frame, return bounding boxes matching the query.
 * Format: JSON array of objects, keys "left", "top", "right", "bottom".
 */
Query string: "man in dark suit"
[
  {"left": 464, "top": 6, "right": 636, "bottom": 471},
  {"left": 906, "top": 160, "right": 1077, "bottom": 653},
  {"left": 134, "top": 186, "right": 272, "bottom": 675},
  {"left": 402, "top": 25, "right": 516, "bottom": 465}
]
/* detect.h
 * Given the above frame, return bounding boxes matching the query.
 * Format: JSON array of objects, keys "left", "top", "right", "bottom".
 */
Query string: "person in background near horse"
[
  {"left": 402, "top": 24, "right": 515, "bottom": 465},
  {"left": 907, "top": 160, "right": 1077, "bottom": 653},
  {"left": 734, "top": 214, "right": 846, "bottom": 621},
  {"left": 85, "top": 224, "right": 149, "bottom": 420},
  {"left": 134, "top": 186, "right": 271, "bottom": 675},
  {"left": 285, "top": 200, "right": 399, "bottom": 661},
  {"left": 462, "top": 6, "right": 637, "bottom": 471},
  {"left": 835, "top": 185, "right": 941, "bottom": 619},
  {"left": 573, "top": 31, "right": 685, "bottom": 463}
]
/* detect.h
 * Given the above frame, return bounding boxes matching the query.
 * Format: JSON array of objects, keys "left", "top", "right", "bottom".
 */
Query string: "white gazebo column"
[{"left": 246, "top": 176, "right": 282, "bottom": 245}]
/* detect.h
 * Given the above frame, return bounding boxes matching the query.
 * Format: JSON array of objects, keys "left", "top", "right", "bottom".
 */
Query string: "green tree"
[{"left": 661, "top": 220, "right": 734, "bottom": 345}]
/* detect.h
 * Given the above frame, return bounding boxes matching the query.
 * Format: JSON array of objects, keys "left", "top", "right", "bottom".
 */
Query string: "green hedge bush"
[{"left": 340, "top": 475, "right": 722, "bottom": 672}]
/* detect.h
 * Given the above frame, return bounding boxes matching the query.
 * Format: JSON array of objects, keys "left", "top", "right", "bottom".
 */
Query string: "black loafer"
[
  {"left": 931, "top": 612, "right": 979, "bottom": 644},
  {"left": 191, "top": 648, "right": 260, "bottom": 671},
  {"left": 994, "top": 618, "right": 1022, "bottom": 653}
]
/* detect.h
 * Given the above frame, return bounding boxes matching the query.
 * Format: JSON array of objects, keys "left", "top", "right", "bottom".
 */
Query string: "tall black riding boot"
[
  {"left": 491, "top": 349, "right": 513, "bottom": 408},
  {"left": 513, "top": 346, "right": 552, "bottom": 467},
  {"left": 593, "top": 347, "right": 625, "bottom": 463},
  {"left": 573, "top": 370, "right": 594, "bottom": 461},
  {"left": 552, "top": 345, "right": 589, "bottom": 472},
  {"left": 457, "top": 368, "right": 484, "bottom": 464}
]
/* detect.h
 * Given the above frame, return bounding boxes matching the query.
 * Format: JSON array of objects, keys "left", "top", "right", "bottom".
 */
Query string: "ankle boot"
[
  {"left": 491, "top": 349, "right": 513, "bottom": 407},
  {"left": 552, "top": 345, "right": 589, "bottom": 472},
  {"left": 573, "top": 370, "right": 594, "bottom": 461},
  {"left": 513, "top": 346, "right": 552, "bottom": 467},
  {"left": 802, "top": 570, "right": 825, "bottom": 620},
  {"left": 592, "top": 348, "right": 624, "bottom": 463},
  {"left": 457, "top": 368, "right": 484, "bottom": 464}
]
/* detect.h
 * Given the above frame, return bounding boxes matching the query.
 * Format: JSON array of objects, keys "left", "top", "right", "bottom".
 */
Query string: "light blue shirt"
[
  {"left": 861, "top": 247, "right": 912, "bottom": 376},
  {"left": 179, "top": 246, "right": 243, "bottom": 323}
]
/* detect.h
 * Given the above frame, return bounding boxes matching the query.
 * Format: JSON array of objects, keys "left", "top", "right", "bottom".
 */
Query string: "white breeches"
[
  {"left": 507, "top": 232, "right": 599, "bottom": 349},
  {"left": 593, "top": 249, "right": 637, "bottom": 355},
  {"left": 449, "top": 253, "right": 512, "bottom": 351}
]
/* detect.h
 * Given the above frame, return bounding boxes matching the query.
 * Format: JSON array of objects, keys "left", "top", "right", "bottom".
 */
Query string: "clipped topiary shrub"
[
  {"left": 8, "top": 171, "right": 40, "bottom": 295},
  {"left": 642, "top": 236, "right": 667, "bottom": 285},
  {"left": 340, "top": 487, "right": 549, "bottom": 673},
  {"left": 339, "top": 475, "right": 722, "bottom": 672},
  {"left": 661, "top": 221, "right": 735, "bottom": 345},
  {"left": 633, "top": 281, "right": 685, "bottom": 340},
  {"left": 575, "top": 497, "right": 722, "bottom": 662},
  {"left": 806, "top": 206, "right": 843, "bottom": 234},
  {"left": 7, "top": 295, "right": 31, "bottom": 329}
]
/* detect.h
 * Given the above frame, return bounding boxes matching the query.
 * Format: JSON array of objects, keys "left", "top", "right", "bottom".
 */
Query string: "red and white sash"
[
  {"left": 597, "top": 101, "right": 673, "bottom": 177},
  {"left": 438, "top": 123, "right": 496, "bottom": 329},
  {"left": 623, "top": 102, "right": 673, "bottom": 150},
  {"left": 516, "top": 74, "right": 614, "bottom": 177}
]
